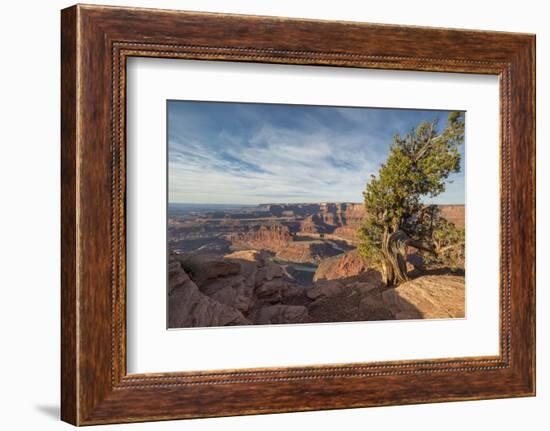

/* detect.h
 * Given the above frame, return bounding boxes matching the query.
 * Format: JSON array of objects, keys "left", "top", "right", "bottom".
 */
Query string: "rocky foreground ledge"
[{"left": 168, "top": 250, "right": 465, "bottom": 328}]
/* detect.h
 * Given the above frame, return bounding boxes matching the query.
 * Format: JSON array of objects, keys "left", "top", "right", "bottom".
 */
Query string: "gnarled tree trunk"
[{"left": 380, "top": 229, "right": 434, "bottom": 286}]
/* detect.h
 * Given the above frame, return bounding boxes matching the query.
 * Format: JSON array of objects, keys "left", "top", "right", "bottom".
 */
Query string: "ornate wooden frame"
[{"left": 61, "top": 4, "right": 536, "bottom": 425}]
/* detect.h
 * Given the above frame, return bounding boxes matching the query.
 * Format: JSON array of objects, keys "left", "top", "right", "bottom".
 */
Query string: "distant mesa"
[{"left": 168, "top": 202, "right": 464, "bottom": 260}]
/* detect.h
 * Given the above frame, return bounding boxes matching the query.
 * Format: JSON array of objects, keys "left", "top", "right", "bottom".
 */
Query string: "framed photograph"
[{"left": 61, "top": 4, "right": 535, "bottom": 425}]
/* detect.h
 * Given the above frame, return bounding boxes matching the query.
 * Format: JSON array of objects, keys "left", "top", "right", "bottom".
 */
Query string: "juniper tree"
[{"left": 358, "top": 112, "right": 465, "bottom": 286}]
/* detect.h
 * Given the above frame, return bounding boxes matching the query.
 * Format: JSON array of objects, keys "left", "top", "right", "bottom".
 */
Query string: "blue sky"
[{"left": 168, "top": 101, "right": 465, "bottom": 205}]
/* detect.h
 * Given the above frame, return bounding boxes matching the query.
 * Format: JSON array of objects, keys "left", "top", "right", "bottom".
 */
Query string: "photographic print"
[
  {"left": 60, "top": 7, "right": 536, "bottom": 423},
  {"left": 167, "top": 101, "right": 465, "bottom": 329}
]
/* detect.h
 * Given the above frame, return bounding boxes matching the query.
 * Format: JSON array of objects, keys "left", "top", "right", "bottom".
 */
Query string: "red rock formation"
[
  {"left": 306, "top": 280, "right": 343, "bottom": 299},
  {"left": 168, "top": 260, "right": 250, "bottom": 328},
  {"left": 169, "top": 203, "right": 464, "bottom": 258},
  {"left": 313, "top": 250, "right": 370, "bottom": 281},
  {"left": 228, "top": 225, "right": 293, "bottom": 250},
  {"left": 307, "top": 203, "right": 464, "bottom": 241},
  {"left": 297, "top": 203, "right": 366, "bottom": 238},
  {"left": 169, "top": 251, "right": 465, "bottom": 328},
  {"left": 298, "top": 215, "right": 330, "bottom": 234},
  {"left": 250, "top": 304, "right": 309, "bottom": 325},
  {"left": 381, "top": 275, "right": 465, "bottom": 319},
  {"left": 176, "top": 253, "right": 241, "bottom": 285},
  {"left": 439, "top": 205, "right": 465, "bottom": 229},
  {"left": 307, "top": 273, "right": 464, "bottom": 323},
  {"left": 228, "top": 224, "right": 342, "bottom": 264},
  {"left": 169, "top": 251, "right": 312, "bottom": 328}
]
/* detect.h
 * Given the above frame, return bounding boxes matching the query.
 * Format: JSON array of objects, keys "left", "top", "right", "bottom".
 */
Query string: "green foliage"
[
  {"left": 424, "top": 218, "right": 465, "bottom": 269},
  {"left": 358, "top": 112, "right": 465, "bottom": 268}
]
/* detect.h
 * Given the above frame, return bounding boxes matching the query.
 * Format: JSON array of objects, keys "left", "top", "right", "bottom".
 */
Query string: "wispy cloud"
[{"left": 168, "top": 101, "right": 464, "bottom": 205}]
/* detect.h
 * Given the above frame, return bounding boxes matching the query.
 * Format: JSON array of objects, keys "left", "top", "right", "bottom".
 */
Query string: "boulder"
[
  {"left": 358, "top": 291, "right": 394, "bottom": 320},
  {"left": 253, "top": 304, "right": 309, "bottom": 325},
  {"left": 210, "top": 285, "right": 238, "bottom": 307},
  {"left": 234, "top": 295, "right": 254, "bottom": 313},
  {"left": 381, "top": 275, "right": 465, "bottom": 319},
  {"left": 352, "top": 281, "right": 380, "bottom": 296},
  {"left": 255, "top": 263, "right": 285, "bottom": 286},
  {"left": 306, "top": 280, "right": 343, "bottom": 300},
  {"left": 351, "top": 269, "right": 384, "bottom": 294},
  {"left": 177, "top": 254, "right": 240, "bottom": 285},
  {"left": 168, "top": 263, "right": 250, "bottom": 328},
  {"left": 168, "top": 260, "right": 190, "bottom": 294},
  {"left": 255, "top": 278, "right": 288, "bottom": 303},
  {"left": 200, "top": 275, "right": 246, "bottom": 296},
  {"left": 282, "top": 285, "right": 308, "bottom": 299}
]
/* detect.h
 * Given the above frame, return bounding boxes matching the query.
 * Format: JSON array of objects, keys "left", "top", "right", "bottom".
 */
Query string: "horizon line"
[{"left": 168, "top": 201, "right": 466, "bottom": 206}]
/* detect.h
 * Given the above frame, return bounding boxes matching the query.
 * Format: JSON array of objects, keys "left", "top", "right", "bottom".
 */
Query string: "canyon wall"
[{"left": 168, "top": 202, "right": 465, "bottom": 259}]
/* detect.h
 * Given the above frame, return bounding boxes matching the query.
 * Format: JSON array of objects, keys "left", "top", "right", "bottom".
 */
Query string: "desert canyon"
[{"left": 168, "top": 203, "right": 465, "bottom": 328}]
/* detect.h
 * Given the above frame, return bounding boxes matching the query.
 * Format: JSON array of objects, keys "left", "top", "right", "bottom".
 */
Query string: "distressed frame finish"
[{"left": 61, "top": 4, "right": 535, "bottom": 426}]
